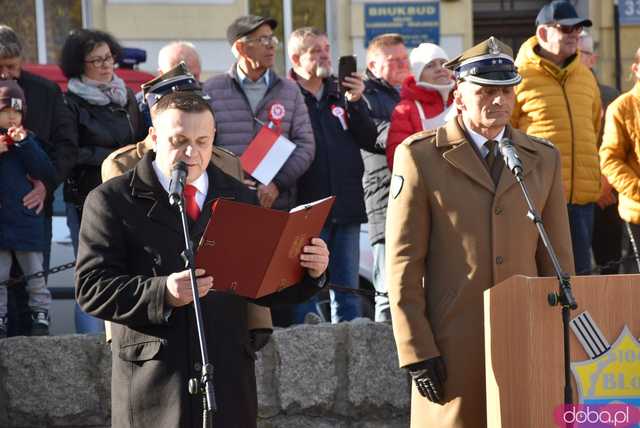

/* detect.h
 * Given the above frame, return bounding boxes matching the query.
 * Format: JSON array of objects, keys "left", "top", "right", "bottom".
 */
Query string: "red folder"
[{"left": 195, "top": 196, "right": 335, "bottom": 299}]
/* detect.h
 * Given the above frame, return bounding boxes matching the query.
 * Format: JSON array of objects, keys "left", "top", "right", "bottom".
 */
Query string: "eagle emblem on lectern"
[{"left": 570, "top": 312, "right": 640, "bottom": 414}]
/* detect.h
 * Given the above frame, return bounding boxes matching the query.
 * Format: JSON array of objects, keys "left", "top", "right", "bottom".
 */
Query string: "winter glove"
[
  {"left": 407, "top": 356, "right": 447, "bottom": 403},
  {"left": 249, "top": 328, "right": 273, "bottom": 353}
]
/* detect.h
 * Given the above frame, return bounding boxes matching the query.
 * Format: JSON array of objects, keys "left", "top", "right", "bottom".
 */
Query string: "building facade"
[{"left": 1, "top": 0, "right": 637, "bottom": 89}]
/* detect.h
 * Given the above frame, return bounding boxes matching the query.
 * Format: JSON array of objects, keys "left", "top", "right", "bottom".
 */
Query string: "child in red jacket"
[{"left": 387, "top": 43, "right": 456, "bottom": 170}]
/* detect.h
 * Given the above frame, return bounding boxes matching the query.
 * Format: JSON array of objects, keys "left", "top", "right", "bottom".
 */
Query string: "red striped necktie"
[{"left": 183, "top": 184, "right": 201, "bottom": 221}]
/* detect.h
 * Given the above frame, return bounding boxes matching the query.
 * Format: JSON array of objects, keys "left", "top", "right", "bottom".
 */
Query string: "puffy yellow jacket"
[
  {"left": 512, "top": 36, "right": 601, "bottom": 204},
  {"left": 600, "top": 82, "right": 640, "bottom": 224}
]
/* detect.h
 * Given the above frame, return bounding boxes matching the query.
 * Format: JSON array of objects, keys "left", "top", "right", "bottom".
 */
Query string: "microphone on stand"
[
  {"left": 498, "top": 138, "right": 523, "bottom": 177},
  {"left": 169, "top": 161, "right": 188, "bottom": 206}
]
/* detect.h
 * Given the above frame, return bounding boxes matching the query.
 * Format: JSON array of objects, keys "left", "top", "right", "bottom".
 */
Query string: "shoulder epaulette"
[
  {"left": 403, "top": 129, "right": 437, "bottom": 146},
  {"left": 528, "top": 135, "right": 555, "bottom": 148},
  {"left": 108, "top": 144, "right": 137, "bottom": 160},
  {"left": 212, "top": 145, "right": 237, "bottom": 157}
]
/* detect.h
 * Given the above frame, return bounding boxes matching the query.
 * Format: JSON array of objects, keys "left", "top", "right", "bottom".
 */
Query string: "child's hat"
[{"left": 0, "top": 79, "right": 26, "bottom": 113}]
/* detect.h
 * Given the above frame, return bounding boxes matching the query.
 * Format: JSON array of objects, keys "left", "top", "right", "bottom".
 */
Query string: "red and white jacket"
[{"left": 386, "top": 75, "right": 455, "bottom": 170}]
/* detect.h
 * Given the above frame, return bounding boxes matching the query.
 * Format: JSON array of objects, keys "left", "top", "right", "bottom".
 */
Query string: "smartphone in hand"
[{"left": 338, "top": 55, "right": 357, "bottom": 94}]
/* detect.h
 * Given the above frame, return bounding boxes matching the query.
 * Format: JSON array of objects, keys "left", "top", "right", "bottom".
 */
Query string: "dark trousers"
[
  {"left": 592, "top": 204, "right": 623, "bottom": 274},
  {"left": 625, "top": 222, "right": 640, "bottom": 273},
  {"left": 567, "top": 203, "right": 595, "bottom": 275}
]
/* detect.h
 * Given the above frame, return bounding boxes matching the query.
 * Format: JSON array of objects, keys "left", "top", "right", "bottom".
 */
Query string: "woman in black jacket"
[{"left": 60, "top": 29, "right": 145, "bottom": 333}]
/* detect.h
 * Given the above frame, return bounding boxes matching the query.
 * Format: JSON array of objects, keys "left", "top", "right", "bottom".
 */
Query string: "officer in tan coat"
[{"left": 386, "top": 37, "right": 574, "bottom": 427}]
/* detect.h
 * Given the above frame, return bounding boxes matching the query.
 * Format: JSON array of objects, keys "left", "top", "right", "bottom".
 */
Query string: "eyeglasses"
[
  {"left": 242, "top": 35, "right": 279, "bottom": 47},
  {"left": 84, "top": 54, "right": 115, "bottom": 68},
  {"left": 553, "top": 24, "right": 583, "bottom": 34}
]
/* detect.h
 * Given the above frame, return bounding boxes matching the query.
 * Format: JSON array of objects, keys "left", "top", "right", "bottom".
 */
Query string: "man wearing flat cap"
[
  {"left": 203, "top": 15, "right": 314, "bottom": 213},
  {"left": 386, "top": 37, "right": 574, "bottom": 427},
  {"left": 512, "top": 0, "right": 602, "bottom": 276}
]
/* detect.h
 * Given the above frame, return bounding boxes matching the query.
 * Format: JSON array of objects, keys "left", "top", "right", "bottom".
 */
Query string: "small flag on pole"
[{"left": 240, "top": 125, "right": 295, "bottom": 185}]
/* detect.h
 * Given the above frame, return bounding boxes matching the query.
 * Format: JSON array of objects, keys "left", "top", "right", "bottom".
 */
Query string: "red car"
[{"left": 22, "top": 63, "right": 154, "bottom": 92}]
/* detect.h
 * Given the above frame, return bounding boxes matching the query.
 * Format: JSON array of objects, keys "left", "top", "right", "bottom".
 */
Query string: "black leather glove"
[
  {"left": 249, "top": 328, "right": 273, "bottom": 353},
  {"left": 407, "top": 356, "right": 447, "bottom": 403}
]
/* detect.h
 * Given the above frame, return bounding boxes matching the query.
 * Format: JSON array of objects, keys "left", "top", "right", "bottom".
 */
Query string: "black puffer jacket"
[
  {"left": 294, "top": 73, "right": 378, "bottom": 224},
  {"left": 64, "top": 88, "right": 145, "bottom": 207}
]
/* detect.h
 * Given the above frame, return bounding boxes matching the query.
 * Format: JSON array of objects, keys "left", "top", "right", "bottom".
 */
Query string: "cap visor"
[
  {"left": 463, "top": 71, "right": 522, "bottom": 87},
  {"left": 557, "top": 17, "right": 592, "bottom": 27}
]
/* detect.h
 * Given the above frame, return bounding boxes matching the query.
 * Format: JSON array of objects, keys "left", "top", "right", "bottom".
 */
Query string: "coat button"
[
  {"left": 496, "top": 256, "right": 504, "bottom": 265},
  {"left": 194, "top": 362, "right": 202, "bottom": 372},
  {"left": 495, "top": 207, "right": 503, "bottom": 215}
]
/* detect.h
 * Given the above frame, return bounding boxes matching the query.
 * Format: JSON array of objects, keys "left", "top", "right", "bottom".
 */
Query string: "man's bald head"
[{"left": 158, "top": 41, "right": 202, "bottom": 81}]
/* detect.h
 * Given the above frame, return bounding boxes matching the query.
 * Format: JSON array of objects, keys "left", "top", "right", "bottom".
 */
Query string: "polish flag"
[{"left": 240, "top": 125, "right": 296, "bottom": 185}]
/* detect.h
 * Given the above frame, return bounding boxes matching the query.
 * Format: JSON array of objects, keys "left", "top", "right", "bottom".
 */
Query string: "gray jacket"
[
  {"left": 203, "top": 66, "right": 315, "bottom": 210},
  {"left": 361, "top": 70, "right": 400, "bottom": 246}
]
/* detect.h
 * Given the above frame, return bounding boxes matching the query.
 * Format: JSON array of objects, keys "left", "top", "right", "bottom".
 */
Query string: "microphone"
[
  {"left": 498, "top": 138, "right": 523, "bottom": 177},
  {"left": 168, "top": 161, "right": 188, "bottom": 206}
]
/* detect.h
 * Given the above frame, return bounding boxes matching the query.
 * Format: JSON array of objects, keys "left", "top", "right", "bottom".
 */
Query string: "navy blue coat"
[
  {"left": 294, "top": 74, "right": 378, "bottom": 224},
  {"left": 0, "top": 134, "right": 56, "bottom": 252}
]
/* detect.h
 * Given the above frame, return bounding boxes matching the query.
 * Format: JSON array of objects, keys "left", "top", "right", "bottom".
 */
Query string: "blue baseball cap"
[{"left": 536, "top": 0, "right": 592, "bottom": 27}]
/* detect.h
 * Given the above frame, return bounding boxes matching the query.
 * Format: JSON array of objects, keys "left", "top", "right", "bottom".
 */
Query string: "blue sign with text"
[
  {"left": 364, "top": 2, "right": 440, "bottom": 48},
  {"left": 620, "top": 0, "right": 640, "bottom": 25}
]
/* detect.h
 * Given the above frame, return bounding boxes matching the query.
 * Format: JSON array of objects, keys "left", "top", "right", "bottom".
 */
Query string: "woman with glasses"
[{"left": 60, "top": 29, "right": 145, "bottom": 333}]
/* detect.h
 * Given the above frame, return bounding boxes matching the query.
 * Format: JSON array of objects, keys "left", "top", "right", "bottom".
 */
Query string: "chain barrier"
[
  {"left": 0, "top": 261, "right": 76, "bottom": 287},
  {"left": 329, "top": 283, "right": 387, "bottom": 298},
  {"left": 578, "top": 253, "right": 638, "bottom": 276},
  {"left": 2, "top": 254, "right": 636, "bottom": 297}
]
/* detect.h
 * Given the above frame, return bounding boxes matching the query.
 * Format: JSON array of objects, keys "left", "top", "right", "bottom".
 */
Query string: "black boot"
[{"left": 30, "top": 310, "right": 49, "bottom": 336}]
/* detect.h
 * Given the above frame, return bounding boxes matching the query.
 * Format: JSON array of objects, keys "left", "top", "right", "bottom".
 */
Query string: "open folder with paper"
[{"left": 195, "top": 196, "right": 335, "bottom": 299}]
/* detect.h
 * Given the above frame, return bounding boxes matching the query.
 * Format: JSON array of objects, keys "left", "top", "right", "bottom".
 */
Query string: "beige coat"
[{"left": 386, "top": 118, "right": 574, "bottom": 427}]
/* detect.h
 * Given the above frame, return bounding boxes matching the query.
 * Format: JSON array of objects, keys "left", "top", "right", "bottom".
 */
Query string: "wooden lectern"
[{"left": 484, "top": 274, "right": 640, "bottom": 427}]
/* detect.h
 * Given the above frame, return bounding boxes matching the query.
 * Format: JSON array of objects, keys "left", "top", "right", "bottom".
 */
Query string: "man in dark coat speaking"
[{"left": 75, "top": 91, "right": 329, "bottom": 427}]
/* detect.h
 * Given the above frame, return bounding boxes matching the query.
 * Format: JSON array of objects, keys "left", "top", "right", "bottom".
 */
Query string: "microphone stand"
[
  {"left": 510, "top": 163, "right": 578, "bottom": 413},
  {"left": 170, "top": 191, "right": 216, "bottom": 428}
]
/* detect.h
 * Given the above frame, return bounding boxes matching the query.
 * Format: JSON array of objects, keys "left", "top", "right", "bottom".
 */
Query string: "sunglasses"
[{"left": 553, "top": 24, "right": 583, "bottom": 34}]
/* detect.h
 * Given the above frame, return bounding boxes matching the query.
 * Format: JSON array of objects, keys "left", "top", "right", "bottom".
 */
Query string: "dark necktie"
[
  {"left": 485, "top": 139, "right": 497, "bottom": 170},
  {"left": 183, "top": 184, "right": 201, "bottom": 221},
  {"left": 485, "top": 139, "right": 505, "bottom": 185}
]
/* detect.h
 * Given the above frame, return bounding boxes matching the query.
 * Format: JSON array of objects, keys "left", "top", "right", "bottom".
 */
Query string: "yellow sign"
[{"left": 572, "top": 326, "right": 640, "bottom": 407}]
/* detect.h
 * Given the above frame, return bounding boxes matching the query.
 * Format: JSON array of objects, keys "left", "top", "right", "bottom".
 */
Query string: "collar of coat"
[
  {"left": 227, "top": 63, "right": 282, "bottom": 91},
  {"left": 632, "top": 81, "right": 640, "bottom": 99},
  {"left": 128, "top": 151, "right": 244, "bottom": 235},
  {"left": 288, "top": 69, "right": 341, "bottom": 102},
  {"left": 364, "top": 69, "right": 400, "bottom": 97},
  {"left": 434, "top": 116, "right": 542, "bottom": 195}
]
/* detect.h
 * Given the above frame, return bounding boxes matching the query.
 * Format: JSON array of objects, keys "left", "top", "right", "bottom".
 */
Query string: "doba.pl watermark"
[{"left": 554, "top": 404, "right": 640, "bottom": 427}]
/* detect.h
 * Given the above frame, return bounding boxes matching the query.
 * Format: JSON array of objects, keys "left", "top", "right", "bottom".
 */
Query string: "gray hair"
[
  {"left": 0, "top": 25, "right": 22, "bottom": 59},
  {"left": 287, "top": 27, "right": 327, "bottom": 58}
]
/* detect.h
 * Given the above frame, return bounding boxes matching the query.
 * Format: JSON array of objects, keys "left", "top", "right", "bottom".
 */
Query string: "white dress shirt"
[
  {"left": 152, "top": 161, "right": 209, "bottom": 209},
  {"left": 464, "top": 122, "right": 506, "bottom": 159}
]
